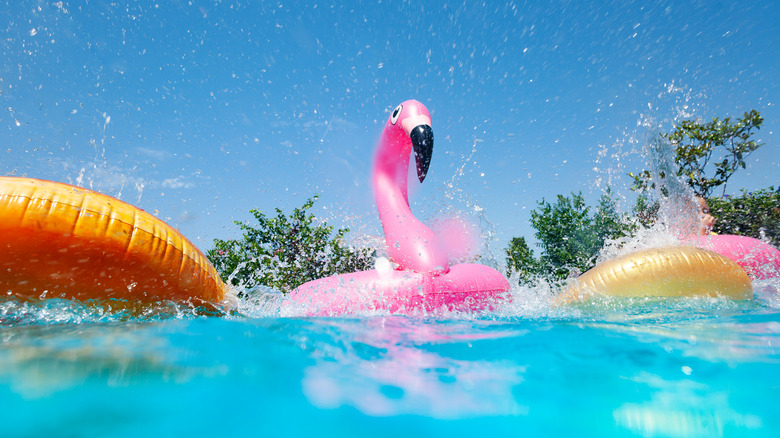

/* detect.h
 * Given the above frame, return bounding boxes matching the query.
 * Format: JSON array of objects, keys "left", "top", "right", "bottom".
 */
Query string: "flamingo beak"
[{"left": 410, "top": 124, "right": 434, "bottom": 183}]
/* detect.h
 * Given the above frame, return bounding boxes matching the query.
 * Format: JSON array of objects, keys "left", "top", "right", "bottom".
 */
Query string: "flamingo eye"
[{"left": 390, "top": 104, "right": 403, "bottom": 125}]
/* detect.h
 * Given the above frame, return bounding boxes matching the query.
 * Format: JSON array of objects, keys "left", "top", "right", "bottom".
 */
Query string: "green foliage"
[
  {"left": 507, "top": 189, "right": 635, "bottom": 283},
  {"left": 709, "top": 187, "right": 780, "bottom": 247},
  {"left": 631, "top": 193, "right": 660, "bottom": 228},
  {"left": 504, "top": 236, "right": 539, "bottom": 284},
  {"left": 593, "top": 188, "right": 634, "bottom": 246},
  {"left": 531, "top": 192, "right": 595, "bottom": 280},
  {"left": 630, "top": 110, "right": 764, "bottom": 198},
  {"left": 207, "top": 196, "right": 375, "bottom": 293}
]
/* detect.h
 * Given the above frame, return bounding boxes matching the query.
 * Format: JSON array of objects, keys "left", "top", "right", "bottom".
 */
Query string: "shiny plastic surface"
[
  {"left": 0, "top": 177, "right": 226, "bottom": 304},
  {"left": 689, "top": 234, "right": 780, "bottom": 280},
  {"left": 563, "top": 246, "right": 752, "bottom": 302}
]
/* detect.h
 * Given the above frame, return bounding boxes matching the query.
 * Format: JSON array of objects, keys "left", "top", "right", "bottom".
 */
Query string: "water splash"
[{"left": 0, "top": 297, "right": 222, "bottom": 327}]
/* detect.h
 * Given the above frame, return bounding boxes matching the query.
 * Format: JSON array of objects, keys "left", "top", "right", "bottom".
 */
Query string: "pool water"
[{"left": 2, "top": 282, "right": 780, "bottom": 437}]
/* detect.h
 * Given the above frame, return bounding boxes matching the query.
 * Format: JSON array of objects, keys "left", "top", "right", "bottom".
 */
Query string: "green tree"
[
  {"left": 709, "top": 187, "right": 780, "bottom": 247},
  {"left": 631, "top": 193, "right": 659, "bottom": 228},
  {"left": 630, "top": 110, "right": 764, "bottom": 198},
  {"left": 505, "top": 236, "right": 539, "bottom": 284},
  {"left": 594, "top": 187, "right": 633, "bottom": 242},
  {"left": 531, "top": 193, "right": 595, "bottom": 280},
  {"left": 207, "top": 196, "right": 375, "bottom": 293},
  {"left": 527, "top": 189, "right": 635, "bottom": 282}
]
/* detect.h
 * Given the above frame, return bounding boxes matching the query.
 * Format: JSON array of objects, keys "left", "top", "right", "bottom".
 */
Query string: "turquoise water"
[
  {"left": 3, "top": 0, "right": 779, "bottom": 436},
  {"left": 2, "top": 284, "right": 780, "bottom": 437}
]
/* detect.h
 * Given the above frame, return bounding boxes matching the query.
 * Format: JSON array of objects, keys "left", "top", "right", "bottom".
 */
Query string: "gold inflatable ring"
[
  {"left": 0, "top": 177, "right": 226, "bottom": 304},
  {"left": 561, "top": 246, "right": 752, "bottom": 302}
]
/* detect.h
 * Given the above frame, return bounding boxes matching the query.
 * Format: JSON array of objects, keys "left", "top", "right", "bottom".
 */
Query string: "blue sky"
[{"left": 2, "top": 0, "right": 778, "bottom": 262}]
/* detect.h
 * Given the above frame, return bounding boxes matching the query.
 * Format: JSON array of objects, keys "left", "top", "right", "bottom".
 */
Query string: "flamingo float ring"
[{"left": 288, "top": 100, "right": 510, "bottom": 315}]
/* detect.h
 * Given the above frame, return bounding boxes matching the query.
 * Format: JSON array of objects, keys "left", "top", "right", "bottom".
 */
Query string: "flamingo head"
[{"left": 386, "top": 100, "right": 434, "bottom": 183}]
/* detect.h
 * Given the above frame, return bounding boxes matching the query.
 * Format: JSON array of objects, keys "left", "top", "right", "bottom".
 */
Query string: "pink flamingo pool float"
[{"left": 288, "top": 100, "right": 510, "bottom": 315}]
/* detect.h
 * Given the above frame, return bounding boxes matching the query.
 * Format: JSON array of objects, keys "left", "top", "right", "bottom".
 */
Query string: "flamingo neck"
[{"left": 373, "top": 125, "right": 449, "bottom": 275}]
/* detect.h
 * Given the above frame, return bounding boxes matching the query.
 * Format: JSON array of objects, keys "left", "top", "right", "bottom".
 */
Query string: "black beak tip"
[{"left": 410, "top": 124, "right": 434, "bottom": 183}]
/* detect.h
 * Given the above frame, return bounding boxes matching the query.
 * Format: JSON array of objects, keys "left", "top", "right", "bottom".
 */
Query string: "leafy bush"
[
  {"left": 630, "top": 110, "right": 764, "bottom": 198},
  {"left": 506, "top": 189, "right": 635, "bottom": 283},
  {"left": 709, "top": 187, "right": 780, "bottom": 247},
  {"left": 504, "top": 236, "right": 540, "bottom": 284},
  {"left": 207, "top": 196, "right": 375, "bottom": 293}
]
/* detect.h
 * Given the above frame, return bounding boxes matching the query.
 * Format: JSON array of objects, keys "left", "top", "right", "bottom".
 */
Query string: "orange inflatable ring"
[
  {"left": 0, "top": 177, "right": 226, "bottom": 304},
  {"left": 560, "top": 246, "right": 752, "bottom": 303}
]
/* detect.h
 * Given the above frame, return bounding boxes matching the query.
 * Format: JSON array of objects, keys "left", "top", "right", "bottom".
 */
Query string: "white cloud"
[
  {"left": 136, "top": 147, "right": 172, "bottom": 160},
  {"left": 161, "top": 175, "right": 195, "bottom": 189}
]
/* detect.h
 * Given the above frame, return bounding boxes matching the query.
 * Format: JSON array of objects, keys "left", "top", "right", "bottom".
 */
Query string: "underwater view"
[{"left": 2, "top": 1, "right": 779, "bottom": 437}]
